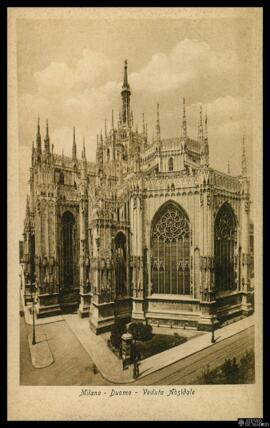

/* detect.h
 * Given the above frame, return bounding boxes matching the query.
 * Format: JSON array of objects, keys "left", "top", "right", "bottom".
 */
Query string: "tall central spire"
[{"left": 121, "top": 59, "right": 131, "bottom": 126}]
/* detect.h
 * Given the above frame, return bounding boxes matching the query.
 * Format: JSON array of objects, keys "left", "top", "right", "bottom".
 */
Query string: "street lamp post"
[
  {"left": 30, "top": 281, "right": 37, "bottom": 345},
  {"left": 211, "top": 317, "right": 215, "bottom": 344}
]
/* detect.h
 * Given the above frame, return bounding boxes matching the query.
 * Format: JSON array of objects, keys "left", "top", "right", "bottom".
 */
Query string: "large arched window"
[
  {"left": 151, "top": 202, "right": 190, "bottom": 295},
  {"left": 115, "top": 232, "right": 127, "bottom": 297},
  {"left": 214, "top": 203, "right": 237, "bottom": 291},
  {"left": 168, "top": 157, "right": 173, "bottom": 172}
]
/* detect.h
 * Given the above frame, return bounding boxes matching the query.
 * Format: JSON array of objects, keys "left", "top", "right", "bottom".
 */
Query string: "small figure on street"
[
  {"left": 133, "top": 350, "right": 141, "bottom": 379},
  {"left": 211, "top": 318, "right": 215, "bottom": 343}
]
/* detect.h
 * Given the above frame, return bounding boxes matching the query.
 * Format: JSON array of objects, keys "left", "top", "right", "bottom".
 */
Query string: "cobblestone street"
[{"left": 20, "top": 313, "right": 110, "bottom": 386}]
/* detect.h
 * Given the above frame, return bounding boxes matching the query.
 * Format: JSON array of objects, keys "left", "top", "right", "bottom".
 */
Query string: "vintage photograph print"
[{"left": 8, "top": 7, "right": 262, "bottom": 421}]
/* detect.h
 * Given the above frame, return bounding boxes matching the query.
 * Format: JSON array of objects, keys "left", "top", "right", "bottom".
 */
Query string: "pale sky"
[{"left": 16, "top": 9, "right": 261, "bottom": 234}]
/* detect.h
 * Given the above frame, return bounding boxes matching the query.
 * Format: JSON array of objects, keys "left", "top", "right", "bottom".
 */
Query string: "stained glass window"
[
  {"left": 151, "top": 203, "right": 190, "bottom": 295},
  {"left": 214, "top": 203, "right": 236, "bottom": 291}
]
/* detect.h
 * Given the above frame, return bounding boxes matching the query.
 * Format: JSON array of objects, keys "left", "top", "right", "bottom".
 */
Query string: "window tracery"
[
  {"left": 151, "top": 203, "right": 190, "bottom": 295},
  {"left": 214, "top": 204, "right": 236, "bottom": 291}
]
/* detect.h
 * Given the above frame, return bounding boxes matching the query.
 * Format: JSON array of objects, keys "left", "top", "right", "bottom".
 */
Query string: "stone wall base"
[
  {"left": 36, "top": 293, "right": 61, "bottom": 318},
  {"left": 78, "top": 292, "right": 91, "bottom": 318},
  {"left": 131, "top": 298, "right": 145, "bottom": 322},
  {"left": 89, "top": 299, "right": 132, "bottom": 334}
]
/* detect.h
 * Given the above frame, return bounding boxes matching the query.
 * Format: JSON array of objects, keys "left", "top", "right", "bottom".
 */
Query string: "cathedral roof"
[{"left": 161, "top": 137, "right": 201, "bottom": 153}]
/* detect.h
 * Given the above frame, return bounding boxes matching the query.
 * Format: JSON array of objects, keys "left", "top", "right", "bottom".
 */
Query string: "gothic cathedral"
[{"left": 21, "top": 60, "right": 254, "bottom": 333}]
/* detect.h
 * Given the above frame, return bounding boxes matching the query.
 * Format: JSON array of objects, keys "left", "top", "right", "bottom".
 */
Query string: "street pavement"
[
  {"left": 20, "top": 313, "right": 110, "bottom": 385},
  {"left": 20, "top": 290, "right": 255, "bottom": 386}
]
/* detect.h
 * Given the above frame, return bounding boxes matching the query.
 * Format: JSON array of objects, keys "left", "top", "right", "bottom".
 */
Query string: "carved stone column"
[
  {"left": 198, "top": 175, "right": 218, "bottom": 331},
  {"left": 131, "top": 193, "right": 145, "bottom": 321},
  {"left": 78, "top": 197, "right": 91, "bottom": 317},
  {"left": 240, "top": 181, "right": 253, "bottom": 316}
]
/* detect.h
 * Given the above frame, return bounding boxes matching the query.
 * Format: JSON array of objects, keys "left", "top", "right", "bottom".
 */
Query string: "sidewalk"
[
  {"left": 63, "top": 313, "right": 255, "bottom": 384},
  {"left": 63, "top": 314, "right": 134, "bottom": 383},
  {"left": 27, "top": 332, "right": 54, "bottom": 369}
]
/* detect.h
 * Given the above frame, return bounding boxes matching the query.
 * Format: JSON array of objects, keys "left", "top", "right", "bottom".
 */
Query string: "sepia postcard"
[{"left": 8, "top": 7, "right": 263, "bottom": 421}]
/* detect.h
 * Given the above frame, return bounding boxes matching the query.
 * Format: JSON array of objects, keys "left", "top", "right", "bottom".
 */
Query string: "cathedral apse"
[{"left": 20, "top": 60, "right": 254, "bottom": 333}]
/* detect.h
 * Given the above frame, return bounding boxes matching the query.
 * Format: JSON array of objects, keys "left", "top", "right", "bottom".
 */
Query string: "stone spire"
[
  {"left": 111, "top": 110, "right": 114, "bottom": 130},
  {"left": 121, "top": 59, "right": 131, "bottom": 126},
  {"left": 97, "top": 132, "right": 103, "bottom": 174},
  {"left": 156, "top": 103, "right": 161, "bottom": 141},
  {"left": 72, "top": 127, "right": 77, "bottom": 160},
  {"left": 24, "top": 195, "right": 31, "bottom": 230},
  {"left": 200, "top": 108, "right": 209, "bottom": 167},
  {"left": 199, "top": 105, "right": 204, "bottom": 143},
  {"left": 241, "top": 135, "right": 247, "bottom": 177},
  {"left": 31, "top": 141, "right": 35, "bottom": 165},
  {"left": 82, "top": 136, "right": 86, "bottom": 160},
  {"left": 181, "top": 96, "right": 187, "bottom": 139},
  {"left": 61, "top": 149, "right": 65, "bottom": 166},
  {"left": 36, "top": 116, "right": 42, "bottom": 157},
  {"left": 142, "top": 112, "right": 145, "bottom": 135},
  {"left": 44, "top": 119, "right": 50, "bottom": 153},
  {"left": 204, "top": 111, "right": 208, "bottom": 141},
  {"left": 227, "top": 160, "right": 231, "bottom": 174}
]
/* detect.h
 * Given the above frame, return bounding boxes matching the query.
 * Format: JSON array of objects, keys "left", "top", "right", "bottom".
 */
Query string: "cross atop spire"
[{"left": 241, "top": 135, "right": 247, "bottom": 176}]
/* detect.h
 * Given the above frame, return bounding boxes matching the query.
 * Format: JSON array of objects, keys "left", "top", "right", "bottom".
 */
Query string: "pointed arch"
[
  {"left": 214, "top": 202, "right": 237, "bottom": 291},
  {"left": 168, "top": 157, "right": 174, "bottom": 172},
  {"left": 151, "top": 201, "right": 191, "bottom": 295}
]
